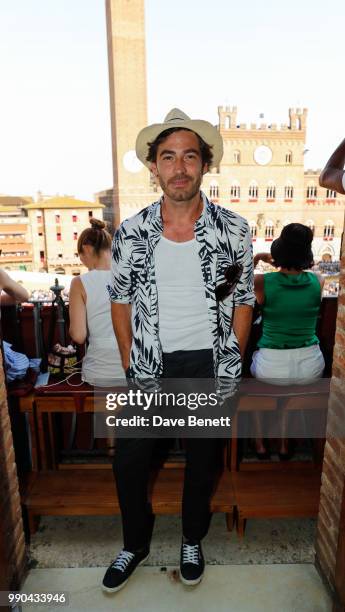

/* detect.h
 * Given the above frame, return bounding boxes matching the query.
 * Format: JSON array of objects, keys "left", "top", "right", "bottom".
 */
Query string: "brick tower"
[{"left": 106, "top": 0, "right": 150, "bottom": 225}]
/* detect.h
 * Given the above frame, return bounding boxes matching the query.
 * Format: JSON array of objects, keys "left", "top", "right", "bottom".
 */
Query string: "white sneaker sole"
[
  {"left": 179, "top": 569, "right": 204, "bottom": 586},
  {"left": 102, "top": 553, "right": 150, "bottom": 593}
]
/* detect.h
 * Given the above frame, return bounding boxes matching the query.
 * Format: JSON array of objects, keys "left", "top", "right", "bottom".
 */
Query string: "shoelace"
[
  {"left": 111, "top": 550, "right": 135, "bottom": 572},
  {"left": 182, "top": 543, "right": 200, "bottom": 565}
]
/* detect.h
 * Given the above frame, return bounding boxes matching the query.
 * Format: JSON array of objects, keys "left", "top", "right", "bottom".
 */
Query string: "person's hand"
[
  {"left": 254, "top": 252, "right": 273, "bottom": 267},
  {"left": 259, "top": 253, "right": 273, "bottom": 264}
]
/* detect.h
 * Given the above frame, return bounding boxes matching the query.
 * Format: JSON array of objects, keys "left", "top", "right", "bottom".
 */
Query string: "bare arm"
[
  {"left": 111, "top": 303, "right": 132, "bottom": 371},
  {"left": 254, "top": 274, "right": 265, "bottom": 305},
  {"left": 232, "top": 305, "right": 253, "bottom": 359},
  {"left": 68, "top": 277, "right": 87, "bottom": 344},
  {"left": 319, "top": 138, "right": 345, "bottom": 194},
  {"left": 253, "top": 252, "right": 273, "bottom": 268},
  {"left": 0, "top": 269, "right": 29, "bottom": 304}
]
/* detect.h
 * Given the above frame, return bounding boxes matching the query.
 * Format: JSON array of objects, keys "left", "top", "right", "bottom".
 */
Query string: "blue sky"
[{"left": 0, "top": 0, "right": 344, "bottom": 201}]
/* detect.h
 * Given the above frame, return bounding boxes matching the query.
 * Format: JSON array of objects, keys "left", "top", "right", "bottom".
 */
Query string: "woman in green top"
[{"left": 251, "top": 223, "right": 325, "bottom": 459}]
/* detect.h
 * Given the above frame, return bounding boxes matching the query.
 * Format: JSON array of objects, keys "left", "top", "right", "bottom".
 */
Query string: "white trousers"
[{"left": 250, "top": 344, "right": 325, "bottom": 386}]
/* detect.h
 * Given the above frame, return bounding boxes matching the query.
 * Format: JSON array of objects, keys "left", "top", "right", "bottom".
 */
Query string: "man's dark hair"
[
  {"left": 146, "top": 127, "right": 213, "bottom": 168},
  {"left": 271, "top": 223, "right": 314, "bottom": 270}
]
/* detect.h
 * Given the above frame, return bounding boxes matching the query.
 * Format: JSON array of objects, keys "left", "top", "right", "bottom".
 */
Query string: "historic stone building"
[
  {"left": 201, "top": 106, "right": 345, "bottom": 261},
  {"left": 0, "top": 196, "right": 33, "bottom": 270},
  {"left": 23, "top": 196, "right": 104, "bottom": 274},
  {"left": 105, "top": 0, "right": 154, "bottom": 226}
]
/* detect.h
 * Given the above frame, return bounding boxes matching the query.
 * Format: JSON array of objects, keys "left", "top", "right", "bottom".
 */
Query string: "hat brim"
[{"left": 136, "top": 118, "right": 223, "bottom": 169}]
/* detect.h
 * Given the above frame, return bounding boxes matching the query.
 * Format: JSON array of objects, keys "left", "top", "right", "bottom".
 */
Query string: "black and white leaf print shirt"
[{"left": 108, "top": 192, "right": 255, "bottom": 379}]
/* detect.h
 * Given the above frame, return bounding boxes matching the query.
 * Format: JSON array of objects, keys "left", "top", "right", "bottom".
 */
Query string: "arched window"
[
  {"left": 225, "top": 116, "right": 231, "bottom": 129},
  {"left": 233, "top": 150, "right": 241, "bottom": 164},
  {"left": 265, "top": 220, "right": 274, "bottom": 241},
  {"left": 248, "top": 182, "right": 258, "bottom": 199},
  {"left": 284, "top": 183, "right": 294, "bottom": 199},
  {"left": 266, "top": 182, "right": 276, "bottom": 200},
  {"left": 285, "top": 151, "right": 292, "bottom": 164},
  {"left": 306, "top": 183, "right": 317, "bottom": 199},
  {"left": 324, "top": 220, "right": 335, "bottom": 240},
  {"left": 326, "top": 189, "right": 337, "bottom": 199},
  {"left": 209, "top": 181, "right": 219, "bottom": 199},
  {"left": 249, "top": 221, "right": 257, "bottom": 240},
  {"left": 306, "top": 219, "right": 315, "bottom": 236},
  {"left": 230, "top": 182, "right": 240, "bottom": 200}
]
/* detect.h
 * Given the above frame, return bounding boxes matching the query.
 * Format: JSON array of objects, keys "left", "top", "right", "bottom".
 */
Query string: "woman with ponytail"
[
  {"left": 69, "top": 218, "right": 124, "bottom": 385},
  {"left": 251, "top": 223, "right": 325, "bottom": 459}
]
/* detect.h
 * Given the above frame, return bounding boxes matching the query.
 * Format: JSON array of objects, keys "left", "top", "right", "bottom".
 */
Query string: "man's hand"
[
  {"left": 319, "top": 138, "right": 345, "bottom": 194},
  {"left": 111, "top": 303, "right": 132, "bottom": 371}
]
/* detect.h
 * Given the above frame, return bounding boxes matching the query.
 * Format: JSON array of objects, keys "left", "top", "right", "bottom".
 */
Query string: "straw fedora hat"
[{"left": 135, "top": 108, "right": 223, "bottom": 169}]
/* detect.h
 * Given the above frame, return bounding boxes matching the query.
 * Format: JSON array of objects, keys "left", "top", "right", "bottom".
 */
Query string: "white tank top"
[
  {"left": 79, "top": 269, "right": 124, "bottom": 384},
  {"left": 154, "top": 237, "right": 213, "bottom": 352}
]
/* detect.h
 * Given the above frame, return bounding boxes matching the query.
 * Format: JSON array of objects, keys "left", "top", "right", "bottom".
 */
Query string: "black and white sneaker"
[
  {"left": 180, "top": 540, "right": 205, "bottom": 586},
  {"left": 102, "top": 547, "right": 149, "bottom": 593}
]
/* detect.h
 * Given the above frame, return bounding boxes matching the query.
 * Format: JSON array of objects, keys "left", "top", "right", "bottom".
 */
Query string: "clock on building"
[
  {"left": 123, "top": 150, "right": 144, "bottom": 173},
  {"left": 254, "top": 145, "right": 272, "bottom": 166}
]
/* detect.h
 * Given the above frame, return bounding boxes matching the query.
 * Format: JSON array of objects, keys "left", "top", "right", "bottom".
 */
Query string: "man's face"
[{"left": 151, "top": 130, "right": 208, "bottom": 202}]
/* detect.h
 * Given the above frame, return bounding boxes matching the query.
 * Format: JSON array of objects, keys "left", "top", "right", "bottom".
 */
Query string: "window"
[
  {"left": 230, "top": 182, "right": 240, "bottom": 199},
  {"left": 249, "top": 222, "right": 257, "bottom": 240},
  {"left": 55, "top": 210, "right": 61, "bottom": 223},
  {"left": 40, "top": 250, "right": 45, "bottom": 260},
  {"left": 233, "top": 150, "right": 241, "bottom": 164},
  {"left": 324, "top": 221, "right": 335, "bottom": 240},
  {"left": 326, "top": 189, "right": 337, "bottom": 199},
  {"left": 307, "top": 184, "right": 317, "bottom": 199},
  {"left": 58, "top": 253, "right": 63, "bottom": 259},
  {"left": 248, "top": 182, "right": 258, "bottom": 199},
  {"left": 209, "top": 182, "right": 219, "bottom": 199},
  {"left": 306, "top": 220, "right": 315, "bottom": 236},
  {"left": 36, "top": 213, "right": 42, "bottom": 224},
  {"left": 57, "top": 232, "right": 61, "bottom": 241},
  {"left": 72, "top": 212, "right": 78, "bottom": 222},
  {"left": 284, "top": 183, "right": 294, "bottom": 199},
  {"left": 285, "top": 151, "right": 292, "bottom": 164},
  {"left": 265, "top": 221, "right": 274, "bottom": 241},
  {"left": 88, "top": 210, "right": 93, "bottom": 218},
  {"left": 38, "top": 232, "right": 43, "bottom": 237},
  {"left": 73, "top": 232, "right": 78, "bottom": 240},
  {"left": 266, "top": 183, "right": 276, "bottom": 200},
  {"left": 225, "top": 116, "right": 231, "bottom": 129}
]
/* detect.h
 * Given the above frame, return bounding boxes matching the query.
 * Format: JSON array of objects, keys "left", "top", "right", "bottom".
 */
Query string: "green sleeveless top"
[{"left": 257, "top": 272, "right": 321, "bottom": 349}]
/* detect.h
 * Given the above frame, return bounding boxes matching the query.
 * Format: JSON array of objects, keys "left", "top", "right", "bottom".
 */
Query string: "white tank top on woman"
[{"left": 79, "top": 269, "right": 123, "bottom": 385}]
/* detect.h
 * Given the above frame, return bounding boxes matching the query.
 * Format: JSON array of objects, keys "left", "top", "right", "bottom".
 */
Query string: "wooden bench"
[
  {"left": 22, "top": 467, "right": 236, "bottom": 537},
  {"left": 230, "top": 378, "right": 330, "bottom": 471},
  {"left": 233, "top": 468, "right": 322, "bottom": 536}
]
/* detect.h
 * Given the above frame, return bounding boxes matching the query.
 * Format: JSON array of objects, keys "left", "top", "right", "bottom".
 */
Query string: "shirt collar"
[{"left": 149, "top": 190, "right": 214, "bottom": 233}]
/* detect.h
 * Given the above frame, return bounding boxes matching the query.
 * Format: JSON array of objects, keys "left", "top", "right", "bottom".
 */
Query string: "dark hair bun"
[
  {"left": 280, "top": 223, "right": 313, "bottom": 247},
  {"left": 89, "top": 217, "right": 105, "bottom": 230}
]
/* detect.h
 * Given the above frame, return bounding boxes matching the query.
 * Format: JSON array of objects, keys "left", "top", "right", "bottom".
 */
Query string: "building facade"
[
  {"left": 0, "top": 197, "right": 33, "bottom": 270},
  {"left": 23, "top": 196, "right": 104, "bottom": 273},
  {"left": 201, "top": 106, "right": 344, "bottom": 261}
]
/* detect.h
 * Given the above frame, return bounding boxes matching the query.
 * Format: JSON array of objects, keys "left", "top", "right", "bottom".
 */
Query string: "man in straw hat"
[{"left": 104, "top": 109, "right": 255, "bottom": 592}]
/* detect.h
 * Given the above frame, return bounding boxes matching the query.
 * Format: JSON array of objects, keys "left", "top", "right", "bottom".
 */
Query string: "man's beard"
[{"left": 157, "top": 173, "right": 202, "bottom": 202}]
